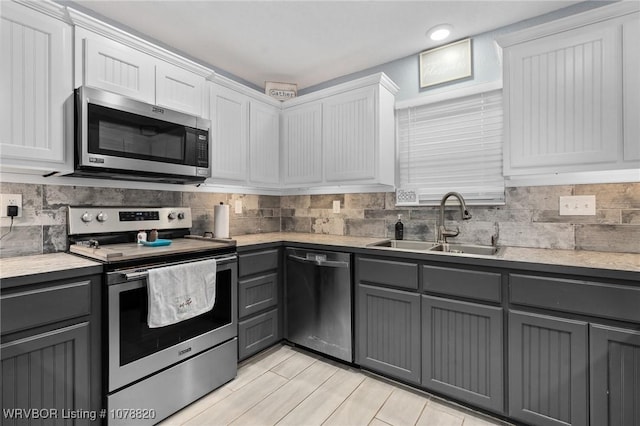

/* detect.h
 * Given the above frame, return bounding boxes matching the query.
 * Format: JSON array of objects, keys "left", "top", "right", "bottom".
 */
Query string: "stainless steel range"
[{"left": 68, "top": 206, "right": 237, "bottom": 426}]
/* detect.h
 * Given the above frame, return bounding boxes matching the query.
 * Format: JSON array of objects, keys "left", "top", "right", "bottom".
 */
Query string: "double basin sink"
[{"left": 368, "top": 240, "right": 503, "bottom": 257}]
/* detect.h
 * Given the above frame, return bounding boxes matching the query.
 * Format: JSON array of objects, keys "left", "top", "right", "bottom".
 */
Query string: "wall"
[
  {"left": 281, "top": 183, "right": 640, "bottom": 254},
  {"left": 0, "top": 181, "right": 279, "bottom": 258},
  {"left": 299, "top": 1, "right": 613, "bottom": 102},
  {"left": 2, "top": 181, "right": 636, "bottom": 258}
]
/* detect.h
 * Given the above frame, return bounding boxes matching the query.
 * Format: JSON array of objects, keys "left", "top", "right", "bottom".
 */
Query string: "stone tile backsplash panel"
[
  {"left": 0, "top": 182, "right": 638, "bottom": 257},
  {"left": 0, "top": 182, "right": 283, "bottom": 257},
  {"left": 281, "top": 183, "right": 640, "bottom": 253}
]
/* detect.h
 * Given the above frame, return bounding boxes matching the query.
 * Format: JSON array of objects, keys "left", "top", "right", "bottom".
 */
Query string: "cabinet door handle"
[{"left": 288, "top": 254, "right": 349, "bottom": 268}]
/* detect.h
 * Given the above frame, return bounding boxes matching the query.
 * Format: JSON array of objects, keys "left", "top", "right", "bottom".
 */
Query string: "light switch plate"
[
  {"left": 333, "top": 200, "right": 341, "bottom": 214},
  {"left": 559, "top": 195, "right": 596, "bottom": 216},
  {"left": 234, "top": 200, "right": 243, "bottom": 214},
  {"left": 0, "top": 194, "right": 22, "bottom": 218}
]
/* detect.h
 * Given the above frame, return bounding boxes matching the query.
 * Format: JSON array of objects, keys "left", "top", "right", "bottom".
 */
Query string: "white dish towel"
[{"left": 147, "top": 258, "right": 217, "bottom": 328}]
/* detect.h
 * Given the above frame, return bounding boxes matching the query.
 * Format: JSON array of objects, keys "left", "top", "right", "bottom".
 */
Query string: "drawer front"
[
  {"left": 1, "top": 278, "right": 93, "bottom": 335},
  {"left": 238, "top": 308, "right": 279, "bottom": 360},
  {"left": 238, "top": 273, "right": 278, "bottom": 319},
  {"left": 510, "top": 274, "right": 640, "bottom": 323},
  {"left": 423, "top": 266, "right": 501, "bottom": 303},
  {"left": 239, "top": 249, "right": 279, "bottom": 277},
  {"left": 358, "top": 257, "right": 418, "bottom": 290}
]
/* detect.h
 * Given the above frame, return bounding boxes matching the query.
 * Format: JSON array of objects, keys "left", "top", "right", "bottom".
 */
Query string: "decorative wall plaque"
[
  {"left": 419, "top": 38, "right": 472, "bottom": 88},
  {"left": 265, "top": 81, "right": 298, "bottom": 101}
]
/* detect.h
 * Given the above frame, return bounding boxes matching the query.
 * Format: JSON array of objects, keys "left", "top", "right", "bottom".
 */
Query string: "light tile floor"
[{"left": 160, "top": 344, "right": 511, "bottom": 426}]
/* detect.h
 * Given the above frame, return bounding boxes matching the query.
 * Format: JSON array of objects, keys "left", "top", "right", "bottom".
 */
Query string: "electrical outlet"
[
  {"left": 0, "top": 194, "right": 22, "bottom": 218},
  {"left": 559, "top": 195, "right": 596, "bottom": 216},
  {"left": 234, "top": 200, "right": 243, "bottom": 214},
  {"left": 333, "top": 200, "right": 341, "bottom": 214}
]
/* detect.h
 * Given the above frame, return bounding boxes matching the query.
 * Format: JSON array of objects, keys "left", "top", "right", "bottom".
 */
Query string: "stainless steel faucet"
[{"left": 438, "top": 192, "right": 472, "bottom": 243}]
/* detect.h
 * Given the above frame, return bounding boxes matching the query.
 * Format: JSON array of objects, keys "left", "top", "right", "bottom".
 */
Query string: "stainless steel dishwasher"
[{"left": 285, "top": 248, "right": 352, "bottom": 362}]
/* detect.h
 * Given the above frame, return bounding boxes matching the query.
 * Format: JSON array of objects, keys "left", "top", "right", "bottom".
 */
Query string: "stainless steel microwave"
[{"left": 67, "top": 86, "right": 210, "bottom": 184}]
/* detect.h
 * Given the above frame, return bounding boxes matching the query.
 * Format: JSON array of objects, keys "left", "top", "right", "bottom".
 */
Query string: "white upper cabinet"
[
  {"left": 208, "top": 78, "right": 282, "bottom": 187},
  {"left": 209, "top": 83, "right": 248, "bottom": 182},
  {"left": 282, "top": 73, "right": 399, "bottom": 190},
  {"left": 249, "top": 101, "right": 280, "bottom": 186},
  {"left": 155, "top": 61, "right": 205, "bottom": 117},
  {"left": 623, "top": 17, "right": 640, "bottom": 162},
  {"left": 70, "top": 9, "right": 209, "bottom": 117},
  {"left": 282, "top": 102, "right": 323, "bottom": 185},
  {"left": 499, "top": 3, "right": 640, "bottom": 177},
  {"left": 323, "top": 86, "right": 376, "bottom": 182},
  {"left": 0, "top": 1, "right": 73, "bottom": 174},
  {"left": 84, "top": 36, "right": 155, "bottom": 104},
  {"left": 505, "top": 23, "right": 620, "bottom": 171}
]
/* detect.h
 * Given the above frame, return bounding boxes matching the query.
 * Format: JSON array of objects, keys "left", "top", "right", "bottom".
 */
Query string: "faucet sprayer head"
[{"left": 463, "top": 209, "right": 472, "bottom": 220}]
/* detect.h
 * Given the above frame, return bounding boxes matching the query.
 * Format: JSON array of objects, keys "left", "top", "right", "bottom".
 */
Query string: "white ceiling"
[{"left": 69, "top": 0, "right": 583, "bottom": 90}]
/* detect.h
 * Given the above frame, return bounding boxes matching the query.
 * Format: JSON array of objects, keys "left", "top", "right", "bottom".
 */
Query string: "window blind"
[{"left": 397, "top": 89, "right": 505, "bottom": 205}]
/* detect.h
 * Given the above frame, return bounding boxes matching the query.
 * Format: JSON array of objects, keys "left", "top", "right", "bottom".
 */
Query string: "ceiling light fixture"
[{"left": 427, "top": 24, "right": 453, "bottom": 41}]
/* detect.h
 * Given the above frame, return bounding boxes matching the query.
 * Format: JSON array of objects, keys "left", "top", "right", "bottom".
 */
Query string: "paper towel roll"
[{"left": 214, "top": 203, "right": 230, "bottom": 238}]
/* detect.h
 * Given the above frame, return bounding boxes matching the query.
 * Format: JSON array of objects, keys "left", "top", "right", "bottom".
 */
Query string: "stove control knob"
[
  {"left": 168, "top": 212, "right": 177, "bottom": 220},
  {"left": 96, "top": 212, "right": 108, "bottom": 222},
  {"left": 81, "top": 212, "right": 94, "bottom": 223},
  {"left": 177, "top": 212, "right": 185, "bottom": 220}
]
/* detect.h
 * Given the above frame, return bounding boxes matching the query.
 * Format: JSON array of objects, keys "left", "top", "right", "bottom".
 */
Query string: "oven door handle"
[
  {"left": 120, "top": 255, "right": 237, "bottom": 281},
  {"left": 124, "top": 271, "right": 149, "bottom": 280}
]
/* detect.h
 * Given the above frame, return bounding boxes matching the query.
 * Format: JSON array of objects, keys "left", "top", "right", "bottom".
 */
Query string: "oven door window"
[
  {"left": 119, "top": 269, "right": 232, "bottom": 366},
  {"left": 88, "top": 103, "right": 187, "bottom": 165}
]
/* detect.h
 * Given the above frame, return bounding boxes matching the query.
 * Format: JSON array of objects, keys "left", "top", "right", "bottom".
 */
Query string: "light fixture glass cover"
[{"left": 427, "top": 24, "right": 453, "bottom": 41}]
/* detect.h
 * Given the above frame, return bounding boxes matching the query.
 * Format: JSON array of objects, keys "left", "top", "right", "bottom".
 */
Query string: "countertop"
[
  {"left": 1, "top": 233, "right": 638, "bottom": 281},
  {"left": 0, "top": 252, "right": 103, "bottom": 281},
  {"left": 234, "top": 232, "right": 384, "bottom": 249},
  {"left": 233, "top": 232, "right": 640, "bottom": 273}
]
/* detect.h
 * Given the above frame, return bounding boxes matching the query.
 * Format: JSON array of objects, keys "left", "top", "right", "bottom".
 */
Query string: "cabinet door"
[
  {"left": 156, "top": 61, "right": 205, "bottom": 116},
  {"left": 422, "top": 296, "right": 504, "bottom": 413},
  {"left": 1, "top": 322, "right": 90, "bottom": 426},
  {"left": 508, "top": 310, "right": 588, "bottom": 426},
  {"left": 238, "top": 308, "right": 279, "bottom": 361},
  {"left": 238, "top": 273, "right": 278, "bottom": 319},
  {"left": 0, "top": 2, "right": 72, "bottom": 170},
  {"left": 505, "top": 21, "right": 621, "bottom": 174},
  {"left": 623, "top": 17, "right": 640, "bottom": 162},
  {"left": 84, "top": 36, "right": 155, "bottom": 103},
  {"left": 209, "top": 84, "right": 248, "bottom": 182},
  {"left": 249, "top": 101, "right": 280, "bottom": 185},
  {"left": 357, "top": 284, "right": 421, "bottom": 384},
  {"left": 323, "top": 86, "right": 376, "bottom": 182},
  {"left": 590, "top": 324, "right": 640, "bottom": 426},
  {"left": 282, "top": 102, "right": 323, "bottom": 185}
]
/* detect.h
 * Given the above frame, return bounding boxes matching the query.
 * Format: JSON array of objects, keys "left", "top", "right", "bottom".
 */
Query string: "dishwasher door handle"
[{"left": 288, "top": 254, "right": 350, "bottom": 268}]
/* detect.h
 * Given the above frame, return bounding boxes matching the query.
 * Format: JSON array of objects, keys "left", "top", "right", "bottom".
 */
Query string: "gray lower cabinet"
[
  {"left": 1, "top": 323, "right": 90, "bottom": 425},
  {"left": 590, "top": 324, "right": 640, "bottom": 426},
  {"left": 357, "top": 284, "right": 421, "bottom": 384},
  {"left": 238, "top": 272, "right": 278, "bottom": 318},
  {"left": 508, "top": 310, "right": 589, "bottom": 426},
  {"left": 238, "top": 309, "right": 279, "bottom": 360},
  {"left": 421, "top": 295, "right": 504, "bottom": 413},
  {"left": 237, "top": 248, "right": 281, "bottom": 360},
  {"left": 0, "top": 271, "right": 101, "bottom": 426}
]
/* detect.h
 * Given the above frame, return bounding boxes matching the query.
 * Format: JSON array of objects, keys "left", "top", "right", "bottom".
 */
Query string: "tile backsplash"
[
  {"left": 0, "top": 182, "right": 638, "bottom": 258},
  {"left": 282, "top": 183, "right": 639, "bottom": 253},
  {"left": 0, "top": 183, "right": 280, "bottom": 258}
]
